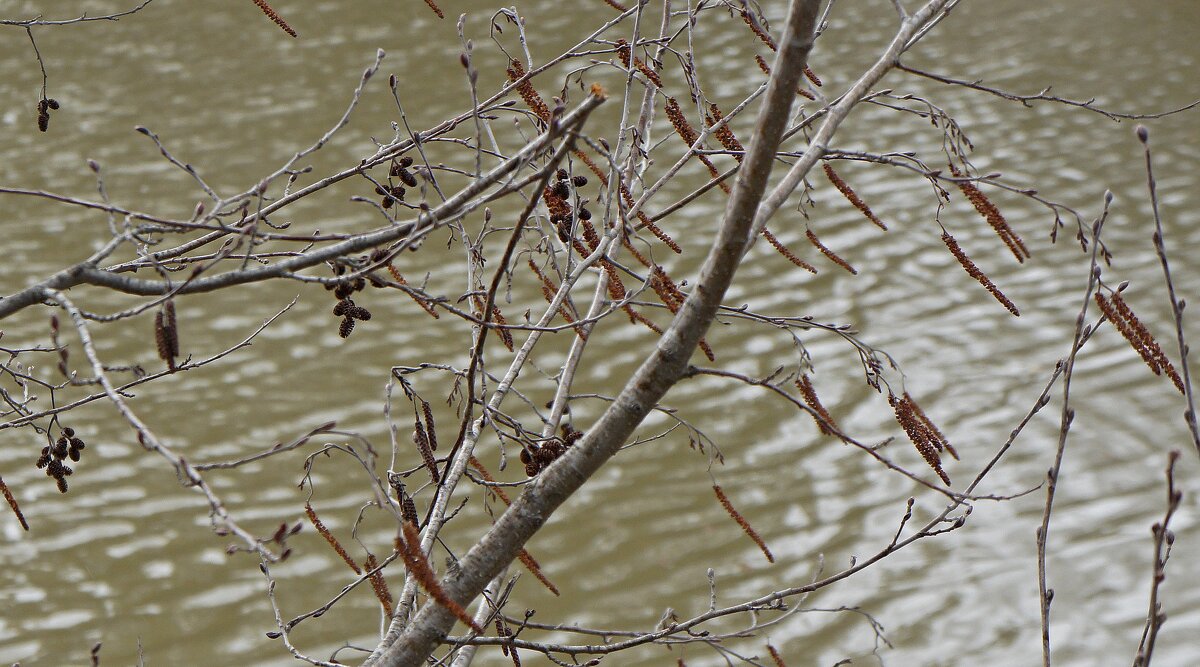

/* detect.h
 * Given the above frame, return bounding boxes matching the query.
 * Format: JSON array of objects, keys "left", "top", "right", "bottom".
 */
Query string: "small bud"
[{"left": 1136, "top": 125, "right": 1149, "bottom": 143}]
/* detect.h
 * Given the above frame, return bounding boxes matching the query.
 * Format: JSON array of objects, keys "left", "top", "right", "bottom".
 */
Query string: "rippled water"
[{"left": 2, "top": 1, "right": 1199, "bottom": 665}]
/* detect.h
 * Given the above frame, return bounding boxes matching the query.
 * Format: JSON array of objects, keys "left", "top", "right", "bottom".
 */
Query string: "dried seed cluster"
[
  {"left": 35, "top": 427, "right": 86, "bottom": 493},
  {"left": 545, "top": 168, "right": 590, "bottom": 243},
  {"left": 519, "top": 424, "right": 581, "bottom": 476},
  {"left": 327, "top": 264, "right": 373, "bottom": 339},
  {"left": 36, "top": 97, "right": 60, "bottom": 132}
]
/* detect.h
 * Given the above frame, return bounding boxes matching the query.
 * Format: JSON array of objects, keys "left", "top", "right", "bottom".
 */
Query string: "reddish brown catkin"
[
  {"left": 363, "top": 553, "right": 394, "bottom": 618},
  {"left": 505, "top": 60, "right": 551, "bottom": 123},
  {"left": 517, "top": 548, "right": 560, "bottom": 596},
  {"left": 904, "top": 392, "right": 957, "bottom": 460},
  {"left": 399, "top": 522, "right": 483, "bottom": 632},
  {"left": 890, "top": 394, "right": 951, "bottom": 485},
  {"left": 796, "top": 375, "right": 838, "bottom": 436},
  {"left": 0, "top": 477, "right": 29, "bottom": 531},
  {"left": 1097, "top": 293, "right": 1185, "bottom": 393},
  {"left": 741, "top": 10, "right": 777, "bottom": 50},
  {"left": 386, "top": 265, "right": 440, "bottom": 318},
  {"left": 650, "top": 267, "right": 715, "bottom": 360},
  {"left": 600, "top": 0, "right": 627, "bottom": 10},
  {"left": 615, "top": 39, "right": 663, "bottom": 88},
  {"left": 823, "top": 163, "right": 887, "bottom": 230},
  {"left": 163, "top": 299, "right": 179, "bottom": 358},
  {"left": 767, "top": 645, "right": 788, "bottom": 667},
  {"left": 803, "top": 66, "right": 823, "bottom": 87},
  {"left": 713, "top": 485, "right": 774, "bottom": 563},
  {"left": 154, "top": 311, "right": 172, "bottom": 368},
  {"left": 422, "top": 0, "right": 445, "bottom": 19},
  {"left": 805, "top": 229, "right": 857, "bottom": 275},
  {"left": 1111, "top": 292, "right": 1183, "bottom": 391},
  {"left": 706, "top": 104, "right": 745, "bottom": 163},
  {"left": 762, "top": 228, "right": 817, "bottom": 273},
  {"left": 250, "top": 0, "right": 297, "bottom": 37},
  {"left": 304, "top": 503, "right": 362, "bottom": 574},
  {"left": 754, "top": 55, "right": 815, "bottom": 101},
  {"left": 952, "top": 167, "right": 1029, "bottom": 262},
  {"left": 665, "top": 98, "right": 729, "bottom": 192},
  {"left": 941, "top": 232, "right": 1020, "bottom": 317}
]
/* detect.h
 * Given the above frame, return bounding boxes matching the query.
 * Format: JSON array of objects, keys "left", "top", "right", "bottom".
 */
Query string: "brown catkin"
[
  {"left": 0, "top": 477, "right": 29, "bottom": 532},
  {"left": 422, "top": 0, "right": 445, "bottom": 19},
  {"left": 517, "top": 548, "right": 560, "bottom": 596},
  {"left": 713, "top": 485, "right": 774, "bottom": 562},
  {"left": 250, "top": 0, "right": 297, "bottom": 37},
  {"left": 398, "top": 522, "right": 483, "bottom": 632},
  {"left": 941, "top": 232, "right": 1020, "bottom": 317},
  {"left": 1098, "top": 292, "right": 1185, "bottom": 394},
  {"left": 754, "top": 55, "right": 815, "bottom": 100},
  {"left": 762, "top": 229, "right": 818, "bottom": 273},
  {"left": 163, "top": 300, "right": 179, "bottom": 357},
  {"left": 421, "top": 401, "right": 438, "bottom": 451},
  {"left": 665, "top": 98, "right": 729, "bottom": 192},
  {"left": 890, "top": 394, "right": 951, "bottom": 485},
  {"left": 803, "top": 66, "right": 823, "bottom": 87},
  {"left": 806, "top": 229, "right": 857, "bottom": 274},
  {"left": 741, "top": 10, "right": 777, "bottom": 50},
  {"left": 304, "top": 503, "right": 362, "bottom": 574},
  {"left": 615, "top": 40, "right": 663, "bottom": 87},
  {"left": 386, "top": 265, "right": 440, "bottom": 319},
  {"left": 414, "top": 425, "right": 440, "bottom": 483},
  {"left": 952, "top": 167, "right": 1029, "bottom": 262},
  {"left": 506, "top": 60, "right": 551, "bottom": 124},
  {"left": 154, "top": 311, "right": 172, "bottom": 366},
  {"left": 767, "top": 645, "right": 788, "bottom": 667},
  {"left": 903, "top": 392, "right": 957, "bottom": 460},
  {"left": 706, "top": 104, "right": 745, "bottom": 163},
  {"left": 796, "top": 375, "right": 838, "bottom": 436},
  {"left": 363, "top": 553, "right": 394, "bottom": 617},
  {"left": 600, "top": 0, "right": 627, "bottom": 10},
  {"left": 823, "top": 163, "right": 887, "bottom": 230}
]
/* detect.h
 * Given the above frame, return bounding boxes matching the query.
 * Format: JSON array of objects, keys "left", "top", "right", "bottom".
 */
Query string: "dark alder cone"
[
  {"left": 398, "top": 169, "right": 418, "bottom": 188},
  {"left": 338, "top": 317, "right": 355, "bottom": 338},
  {"left": 37, "top": 111, "right": 49, "bottom": 132},
  {"left": 333, "top": 300, "right": 350, "bottom": 317},
  {"left": 399, "top": 156, "right": 414, "bottom": 168},
  {"left": 572, "top": 175, "right": 588, "bottom": 187}
]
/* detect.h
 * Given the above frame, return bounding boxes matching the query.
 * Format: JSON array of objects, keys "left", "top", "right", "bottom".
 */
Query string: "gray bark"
[{"left": 363, "top": 1, "right": 822, "bottom": 664}]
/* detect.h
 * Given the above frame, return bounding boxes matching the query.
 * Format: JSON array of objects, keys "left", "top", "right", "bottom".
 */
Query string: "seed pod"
[
  {"left": 339, "top": 317, "right": 355, "bottom": 339},
  {"left": 399, "top": 156, "right": 414, "bottom": 169},
  {"left": 333, "top": 300, "right": 350, "bottom": 317},
  {"left": 572, "top": 175, "right": 588, "bottom": 187},
  {"left": 398, "top": 169, "right": 418, "bottom": 188}
]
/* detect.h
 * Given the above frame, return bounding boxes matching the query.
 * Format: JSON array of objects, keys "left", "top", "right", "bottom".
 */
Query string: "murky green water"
[{"left": 2, "top": 1, "right": 1199, "bottom": 665}]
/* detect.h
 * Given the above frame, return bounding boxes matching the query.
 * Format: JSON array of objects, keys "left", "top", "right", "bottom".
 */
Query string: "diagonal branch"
[{"left": 362, "top": 1, "right": 822, "bottom": 664}]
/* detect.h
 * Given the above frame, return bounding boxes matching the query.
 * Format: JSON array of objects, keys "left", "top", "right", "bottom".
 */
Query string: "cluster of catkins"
[
  {"left": 546, "top": 169, "right": 590, "bottom": 243},
  {"left": 375, "top": 156, "right": 418, "bottom": 209},
  {"left": 36, "top": 97, "right": 60, "bottom": 132},
  {"left": 519, "top": 423, "right": 582, "bottom": 477},
  {"left": 328, "top": 269, "right": 373, "bottom": 339},
  {"left": 35, "top": 427, "right": 86, "bottom": 493}
]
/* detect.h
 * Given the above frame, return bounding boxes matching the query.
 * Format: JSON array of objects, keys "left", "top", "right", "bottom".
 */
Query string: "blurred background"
[{"left": 1, "top": 1, "right": 1198, "bottom": 664}]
